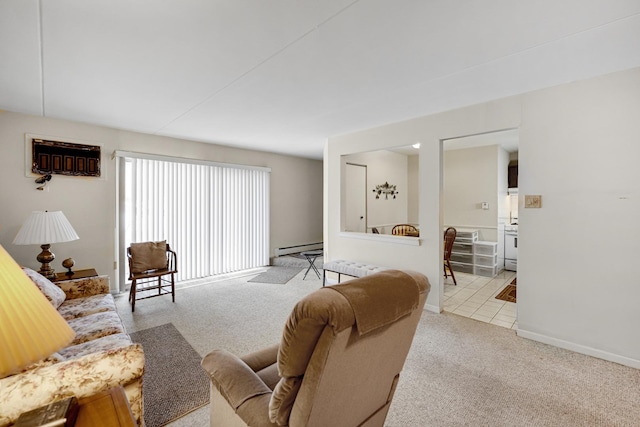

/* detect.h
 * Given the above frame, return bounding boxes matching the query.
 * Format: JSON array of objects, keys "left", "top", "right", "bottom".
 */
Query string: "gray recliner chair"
[{"left": 201, "top": 269, "right": 430, "bottom": 427}]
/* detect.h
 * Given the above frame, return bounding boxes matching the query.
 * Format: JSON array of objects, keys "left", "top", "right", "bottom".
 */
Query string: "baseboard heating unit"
[{"left": 275, "top": 242, "right": 323, "bottom": 256}]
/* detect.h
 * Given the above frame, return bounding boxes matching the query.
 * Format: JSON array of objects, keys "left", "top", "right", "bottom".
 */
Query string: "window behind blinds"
[{"left": 117, "top": 153, "right": 270, "bottom": 289}]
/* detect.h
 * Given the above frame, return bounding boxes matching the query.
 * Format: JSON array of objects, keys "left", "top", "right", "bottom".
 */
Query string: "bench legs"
[{"left": 322, "top": 271, "right": 345, "bottom": 287}]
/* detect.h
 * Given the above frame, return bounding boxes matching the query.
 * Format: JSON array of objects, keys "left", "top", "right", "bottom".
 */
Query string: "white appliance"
[{"left": 504, "top": 225, "right": 518, "bottom": 271}]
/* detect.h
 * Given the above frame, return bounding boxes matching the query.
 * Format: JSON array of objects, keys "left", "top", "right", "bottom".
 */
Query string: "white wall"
[
  {"left": 443, "top": 145, "right": 499, "bottom": 242},
  {"left": 407, "top": 155, "right": 419, "bottom": 224},
  {"left": 497, "top": 146, "right": 509, "bottom": 268},
  {"left": 326, "top": 66, "right": 640, "bottom": 368},
  {"left": 0, "top": 111, "right": 323, "bottom": 290},
  {"left": 516, "top": 67, "right": 640, "bottom": 367}
]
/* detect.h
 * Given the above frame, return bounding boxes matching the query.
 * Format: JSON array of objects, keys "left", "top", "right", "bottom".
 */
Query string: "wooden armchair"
[{"left": 127, "top": 240, "right": 177, "bottom": 312}]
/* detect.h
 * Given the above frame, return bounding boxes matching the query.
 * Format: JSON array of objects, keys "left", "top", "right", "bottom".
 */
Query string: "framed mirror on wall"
[{"left": 341, "top": 145, "right": 419, "bottom": 236}]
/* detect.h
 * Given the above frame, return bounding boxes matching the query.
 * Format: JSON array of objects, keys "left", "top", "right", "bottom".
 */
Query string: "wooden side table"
[
  {"left": 52, "top": 268, "right": 98, "bottom": 282},
  {"left": 76, "top": 386, "right": 136, "bottom": 427}
]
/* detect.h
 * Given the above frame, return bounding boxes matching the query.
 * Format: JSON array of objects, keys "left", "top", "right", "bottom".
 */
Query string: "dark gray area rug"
[
  {"left": 129, "top": 323, "right": 209, "bottom": 427},
  {"left": 248, "top": 266, "right": 303, "bottom": 284}
]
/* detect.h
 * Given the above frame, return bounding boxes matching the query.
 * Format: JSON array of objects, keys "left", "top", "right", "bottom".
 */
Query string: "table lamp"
[
  {"left": 13, "top": 211, "right": 79, "bottom": 279},
  {"left": 0, "top": 244, "right": 75, "bottom": 378}
]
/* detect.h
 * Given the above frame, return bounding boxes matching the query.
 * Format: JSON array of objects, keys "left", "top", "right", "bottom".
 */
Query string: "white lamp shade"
[
  {"left": 0, "top": 244, "right": 76, "bottom": 378},
  {"left": 13, "top": 211, "right": 79, "bottom": 245}
]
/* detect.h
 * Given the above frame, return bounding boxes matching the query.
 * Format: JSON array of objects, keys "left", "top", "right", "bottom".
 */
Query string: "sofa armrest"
[
  {"left": 241, "top": 343, "right": 279, "bottom": 372},
  {"left": 202, "top": 349, "right": 272, "bottom": 411},
  {"left": 55, "top": 275, "right": 110, "bottom": 299},
  {"left": 0, "top": 343, "right": 144, "bottom": 426}
]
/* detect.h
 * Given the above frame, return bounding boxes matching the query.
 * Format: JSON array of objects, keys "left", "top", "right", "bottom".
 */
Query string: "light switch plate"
[{"left": 525, "top": 195, "right": 542, "bottom": 208}]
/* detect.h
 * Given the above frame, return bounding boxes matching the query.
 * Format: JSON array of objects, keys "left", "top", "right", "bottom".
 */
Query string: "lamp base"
[{"left": 36, "top": 243, "right": 56, "bottom": 279}]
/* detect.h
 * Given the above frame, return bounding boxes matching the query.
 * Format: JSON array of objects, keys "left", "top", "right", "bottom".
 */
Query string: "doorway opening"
[{"left": 441, "top": 129, "right": 518, "bottom": 329}]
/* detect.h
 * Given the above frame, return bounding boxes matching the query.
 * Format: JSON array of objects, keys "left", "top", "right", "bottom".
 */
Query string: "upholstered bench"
[{"left": 322, "top": 259, "right": 389, "bottom": 286}]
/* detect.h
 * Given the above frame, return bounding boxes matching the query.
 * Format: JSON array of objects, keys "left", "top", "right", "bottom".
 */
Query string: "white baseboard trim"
[
  {"left": 517, "top": 328, "right": 640, "bottom": 369},
  {"left": 275, "top": 242, "right": 323, "bottom": 256},
  {"left": 424, "top": 303, "right": 441, "bottom": 314}
]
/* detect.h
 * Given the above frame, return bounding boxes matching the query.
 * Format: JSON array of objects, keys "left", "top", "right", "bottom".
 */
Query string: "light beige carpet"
[{"left": 115, "top": 270, "right": 640, "bottom": 426}]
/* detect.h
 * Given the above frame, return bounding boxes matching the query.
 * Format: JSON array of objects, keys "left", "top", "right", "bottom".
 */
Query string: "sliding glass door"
[{"left": 116, "top": 152, "right": 270, "bottom": 290}]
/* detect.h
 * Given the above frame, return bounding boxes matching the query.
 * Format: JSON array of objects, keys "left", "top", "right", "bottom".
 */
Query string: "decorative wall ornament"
[
  {"left": 32, "top": 138, "right": 101, "bottom": 177},
  {"left": 373, "top": 181, "right": 398, "bottom": 199},
  {"left": 34, "top": 173, "right": 52, "bottom": 190}
]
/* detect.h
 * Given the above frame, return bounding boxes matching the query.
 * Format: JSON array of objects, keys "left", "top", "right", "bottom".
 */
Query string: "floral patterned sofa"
[{"left": 0, "top": 269, "right": 145, "bottom": 426}]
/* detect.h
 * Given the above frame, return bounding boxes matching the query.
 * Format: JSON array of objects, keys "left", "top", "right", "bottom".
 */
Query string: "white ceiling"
[{"left": 2, "top": 1, "right": 640, "bottom": 160}]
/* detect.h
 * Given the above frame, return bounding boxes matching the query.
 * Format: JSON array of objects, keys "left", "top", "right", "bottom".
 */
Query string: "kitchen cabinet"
[{"left": 508, "top": 165, "right": 518, "bottom": 188}]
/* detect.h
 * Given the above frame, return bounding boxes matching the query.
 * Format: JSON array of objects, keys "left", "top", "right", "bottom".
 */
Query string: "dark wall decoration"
[
  {"left": 32, "top": 138, "right": 101, "bottom": 177},
  {"left": 372, "top": 181, "right": 398, "bottom": 199}
]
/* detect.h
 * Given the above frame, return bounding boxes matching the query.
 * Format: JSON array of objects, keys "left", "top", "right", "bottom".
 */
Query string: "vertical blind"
[{"left": 118, "top": 153, "right": 270, "bottom": 286}]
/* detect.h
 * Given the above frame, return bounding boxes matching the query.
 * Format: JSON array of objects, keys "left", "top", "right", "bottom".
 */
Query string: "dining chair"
[
  {"left": 392, "top": 224, "right": 418, "bottom": 236},
  {"left": 443, "top": 227, "right": 457, "bottom": 286}
]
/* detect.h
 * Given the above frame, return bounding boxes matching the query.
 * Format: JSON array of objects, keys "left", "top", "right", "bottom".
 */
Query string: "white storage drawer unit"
[
  {"left": 449, "top": 261, "right": 474, "bottom": 274},
  {"left": 447, "top": 230, "right": 501, "bottom": 278},
  {"left": 474, "top": 243, "right": 497, "bottom": 256},
  {"left": 475, "top": 254, "right": 498, "bottom": 267},
  {"left": 473, "top": 241, "right": 499, "bottom": 277},
  {"left": 452, "top": 243, "right": 473, "bottom": 254},
  {"left": 449, "top": 229, "right": 478, "bottom": 275},
  {"left": 451, "top": 253, "right": 474, "bottom": 264},
  {"left": 475, "top": 265, "right": 499, "bottom": 277}
]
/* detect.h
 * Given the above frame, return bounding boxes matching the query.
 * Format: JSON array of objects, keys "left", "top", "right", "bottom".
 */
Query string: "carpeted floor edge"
[{"left": 248, "top": 266, "right": 303, "bottom": 284}]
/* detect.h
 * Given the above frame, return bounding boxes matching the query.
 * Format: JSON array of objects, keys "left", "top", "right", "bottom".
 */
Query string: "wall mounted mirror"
[{"left": 341, "top": 145, "right": 419, "bottom": 236}]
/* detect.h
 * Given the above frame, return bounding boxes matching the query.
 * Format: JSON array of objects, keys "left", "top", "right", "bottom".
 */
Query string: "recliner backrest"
[{"left": 270, "top": 270, "right": 430, "bottom": 427}]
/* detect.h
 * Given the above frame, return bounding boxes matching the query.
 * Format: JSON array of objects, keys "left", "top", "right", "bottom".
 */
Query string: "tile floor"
[{"left": 443, "top": 270, "right": 517, "bottom": 329}]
